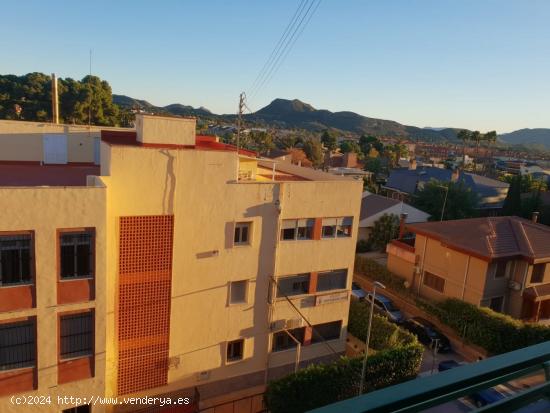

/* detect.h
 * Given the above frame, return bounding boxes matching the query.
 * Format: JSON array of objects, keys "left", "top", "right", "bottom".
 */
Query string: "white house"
[{"left": 358, "top": 191, "right": 430, "bottom": 241}]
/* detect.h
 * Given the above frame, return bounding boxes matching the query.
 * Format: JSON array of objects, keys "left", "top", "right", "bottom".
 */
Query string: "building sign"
[{"left": 315, "top": 291, "right": 348, "bottom": 306}]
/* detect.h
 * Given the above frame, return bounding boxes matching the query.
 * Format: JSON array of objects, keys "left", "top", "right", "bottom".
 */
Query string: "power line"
[
  {"left": 248, "top": 0, "right": 308, "bottom": 96},
  {"left": 247, "top": 0, "right": 322, "bottom": 107}
]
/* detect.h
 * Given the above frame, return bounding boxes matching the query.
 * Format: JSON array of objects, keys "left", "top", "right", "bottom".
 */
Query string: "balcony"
[{"left": 309, "top": 341, "right": 550, "bottom": 413}]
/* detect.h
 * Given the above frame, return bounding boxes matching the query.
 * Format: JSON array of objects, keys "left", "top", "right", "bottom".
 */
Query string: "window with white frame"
[
  {"left": 229, "top": 280, "right": 248, "bottom": 304},
  {"left": 0, "top": 234, "right": 33, "bottom": 286},
  {"left": 322, "top": 217, "right": 353, "bottom": 238},
  {"left": 234, "top": 222, "right": 251, "bottom": 245},
  {"left": 280, "top": 219, "right": 314, "bottom": 241}
]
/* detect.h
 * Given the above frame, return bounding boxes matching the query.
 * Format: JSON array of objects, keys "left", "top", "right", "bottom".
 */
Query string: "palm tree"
[{"left": 484, "top": 131, "right": 497, "bottom": 174}]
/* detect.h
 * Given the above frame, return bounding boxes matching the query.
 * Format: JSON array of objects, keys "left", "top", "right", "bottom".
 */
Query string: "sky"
[{"left": 1, "top": 0, "right": 549, "bottom": 133}]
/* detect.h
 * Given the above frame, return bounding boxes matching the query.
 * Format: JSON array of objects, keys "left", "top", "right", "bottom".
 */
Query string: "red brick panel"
[
  {"left": 57, "top": 278, "right": 95, "bottom": 305},
  {"left": 0, "top": 285, "right": 34, "bottom": 312},
  {"left": 303, "top": 326, "right": 313, "bottom": 346},
  {"left": 117, "top": 216, "right": 174, "bottom": 395},
  {"left": 0, "top": 368, "right": 36, "bottom": 396},
  {"left": 308, "top": 272, "right": 318, "bottom": 294},
  {"left": 58, "top": 356, "right": 94, "bottom": 384}
]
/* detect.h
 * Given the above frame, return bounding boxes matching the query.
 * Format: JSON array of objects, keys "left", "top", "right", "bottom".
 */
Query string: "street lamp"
[
  {"left": 438, "top": 185, "right": 449, "bottom": 222},
  {"left": 359, "top": 281, "right": 386, "bottom": 395}
]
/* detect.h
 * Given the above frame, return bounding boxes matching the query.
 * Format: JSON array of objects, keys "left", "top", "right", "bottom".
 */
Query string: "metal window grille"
[
  {"left": 0, "top": 235, "right": 32, "bottom": 285},
  {"left": 60, "top": 313, "right": 93, "bottom": 359},
  {"left": 60, "top": 232, "right": 93, "bottom": 278},
  {"left": 272, "top": 327, "right": 305, "bottom": 352},
  {"left": 317, "top": 269, "right": 347, "bottom": 292},
  {"left": 311, "top": 320, "right": 342, "bottom": 343},
  {"left": 0, "top": 320, "right": 35, "bottom": 371},
  {"left": 277, "top": 274, "right": 310, "bottom": 297}
]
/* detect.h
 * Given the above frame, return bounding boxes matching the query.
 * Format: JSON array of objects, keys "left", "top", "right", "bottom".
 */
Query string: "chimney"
[
  {"left": 451, "top": 168, "right": 460, "bottom": 182},
  {"left": 409, "top": 158, "right": 417, "bottom": 170},
  {"left": 51, "top": 73, "right": 59, "bottom": 124},
  {"left": 398, "top": 213, "right": 408, "bottom": 239},
  {"left": 343, "top": 152, "right": 357, "bottom": 168},
  {"left": 531, "top": 212, "right": 540, "bottom": 223}
]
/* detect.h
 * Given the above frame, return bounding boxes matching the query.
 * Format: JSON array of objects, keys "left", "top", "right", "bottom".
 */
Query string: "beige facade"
[{"left": 0, "top": 115, "right": 362, "bottom": 412}]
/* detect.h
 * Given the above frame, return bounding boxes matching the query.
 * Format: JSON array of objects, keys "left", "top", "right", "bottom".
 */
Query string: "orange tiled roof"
[{"left": 407, "top": 217, "right": 550, "bottom": 262}]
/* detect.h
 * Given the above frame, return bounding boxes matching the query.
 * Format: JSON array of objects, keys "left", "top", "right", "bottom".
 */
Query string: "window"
[
  {"left": 322, "top": 218, "right": 336, "bottom": 238},
  {"left": 234, "top": 222, "right": 251, "bottom": 245},
  {"left": 229, "top": 280, "right": 248, "bottom": 304},
  {"left": 336, "top": 217, "right": 353, "bottom": 238},
  {"left": 60, "top": 231, "right": 93, "bottom": 279},
  {"left": 322, "top": 217, "right": 353, "bottom": 238},
  {"left": 531, "top": 264, "right": 546, "bottom": 284},
  {"left": 280, "top": 219, "right": 314, "bottom": 241},
  {"left": 311, "top": 321, "right": 342, "bottom": 343},
  {"left": 423, "top": 271, "right": 445, "bottom": 293},
  {"left": 0, "top": 234, "right": 32, "bottom": 286},
  {"left": 60, "top": 312, "right": 93, "bottom": 360},
  {"left": 62, "top": 406, "right": 91, "bottom": 413},
  {"left": 0, "top": 320, "right": 35, "bottom": 371},
  {"left": 489, "top": 296, "right": 504, "bottom": 313},
  {"left": 316, "top": 269, "right": 347, "bottom": 292},
  {"left": 272, "top": 327, "right": 305, "bottom": 352},
  {"left": 495, "top": 261, "right": 508, "bottom": 278},
  {"left": 226, "top": 339, "right": 244, "bottom": 362},
  {"left": 277, "top": 274, "right": 310, "bottom": 297}
]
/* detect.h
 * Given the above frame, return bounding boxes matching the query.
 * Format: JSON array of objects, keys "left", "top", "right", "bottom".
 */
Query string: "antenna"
[
  {"left": 88, "top": 49, "right": 92, "bottom": 127},
  {"left": 236, "top": 92, "right": 245, "bottom": 151}
]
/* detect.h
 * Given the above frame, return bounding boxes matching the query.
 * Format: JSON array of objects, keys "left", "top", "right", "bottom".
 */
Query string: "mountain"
[
  {"left": 112, "top": 94, "right": 213, "bottom": 117},
  {"left": 499, "top": 128, "right": 550, "bottom": 149},
  {"left": 246, "top": 98, "right": 461, "bottom": 140}
]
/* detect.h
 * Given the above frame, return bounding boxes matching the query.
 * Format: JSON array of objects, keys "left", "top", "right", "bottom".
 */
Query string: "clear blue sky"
[{"left": 1, "top": 0, "right": 549, "bottom": 132}]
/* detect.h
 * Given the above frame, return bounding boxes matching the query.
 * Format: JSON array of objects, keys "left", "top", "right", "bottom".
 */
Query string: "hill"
[
  {"left": 246, "top": 98, "right": 460, "bottom": 140},
  {"left": 113, "top": 94, "right": 213, "bottom": 117},
  {"left": 499, "top": 128, "right": 550, "bottom": 149}
]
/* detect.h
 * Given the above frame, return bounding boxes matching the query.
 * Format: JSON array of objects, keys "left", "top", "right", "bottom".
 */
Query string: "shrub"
[
  {"left": 354, "top": 255, "right": 413, "bottom": 298},
  {"left": 348, "top": 300, "right": 416, "bottom": 349},
  {"left": 265, "top": 309, "right": 423, "bottom": 413},
  {"left": 356, "top": 239, "right": 371, "bottom": 253},
  {"left": 421, "top": 298, "right": 550, "bottom": 354},
  {"left": 264, "top": 345, "right": 423, "bottom": 413}
]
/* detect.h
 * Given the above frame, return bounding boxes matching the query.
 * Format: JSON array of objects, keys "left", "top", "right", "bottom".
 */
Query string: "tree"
[
  {"left": 502, "top": 174, "right": 522, "bottom": 216},
  {"left": 245, "top": 130, "right": 274, "bottom": 154},
  {"left": 413, "top": 181, "right": 478, "bottom": 220},
  {"left": 368, "top": 213, "right": 400, "bottom": 251},
  {"left": 364, "top": 157, "right": 382, "bottom": 174},
  {"left": 359, "top": 134, "right": 383, "bottom": 156},
  {"left": 339, "top": 140, "right": 362, "bottom": 158},
  {"left": 470, "top": 130, "right": 482, "bottom": 155},
  {"left": 302, "top": 138, "right": 324, "bottom": 168},
  {"left": 321, "top": 130, "right": 337, "bottom": 152}
]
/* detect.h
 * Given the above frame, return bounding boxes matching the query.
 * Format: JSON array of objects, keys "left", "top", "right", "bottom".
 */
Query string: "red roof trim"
[{"left": 101, "top": 130, "right": 257, "bottom": 156}]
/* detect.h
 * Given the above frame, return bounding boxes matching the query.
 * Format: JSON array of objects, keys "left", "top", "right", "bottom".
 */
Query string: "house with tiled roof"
[
  {"left": 386, "top": 215, "right": 550, "bottom": 323},
  {"left": 384, "top": 164, "right": 509, "bottom": 211},
  {"left": 358, "top": 192, "right": 430, "bottom": 241}
]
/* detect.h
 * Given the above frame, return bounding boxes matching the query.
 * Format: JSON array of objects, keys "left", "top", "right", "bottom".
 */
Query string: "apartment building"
[
  {"left": 387, "top": 216, "right": 550, "bottom": 323},
  {"left": 0, "top": 115, "right": 362, "bottom": 413}
]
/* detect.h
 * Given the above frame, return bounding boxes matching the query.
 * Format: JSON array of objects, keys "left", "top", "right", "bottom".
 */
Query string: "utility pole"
[
  {"left": 236, "top": 92, "right": 245, "bottom": 150},
  {"left": 431, "top": 338, "right": 440, "bottom": 374}
]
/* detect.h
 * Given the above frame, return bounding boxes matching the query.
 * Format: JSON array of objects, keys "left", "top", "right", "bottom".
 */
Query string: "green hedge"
[
  {"left": 419, "top": 298, "right": 550, "bottom": 354},
  {"left": 354, "top": 255, "right": 414, "bottom": 298},
  {"left": 348, "top": 300, "right": 417, "bottom": 350},
  {"left": 265, "top": 307, "right": 423, "bottom": 413},
  {"left": 264, "top": 345, "right": 423, "bottom": 413}
]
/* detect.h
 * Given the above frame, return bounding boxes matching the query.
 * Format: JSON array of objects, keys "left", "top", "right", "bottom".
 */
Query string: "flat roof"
[{"left": 0, "top": 163, "right": 99, "bottom": 187}]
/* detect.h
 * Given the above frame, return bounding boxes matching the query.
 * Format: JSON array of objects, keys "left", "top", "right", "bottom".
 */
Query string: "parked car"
[
  {"left": 351, "top": 282, "right": 367, "bottom": 300},
  {"left": 365, "top": 293, "right": 404, "bottom": 324},
  {"left": 470, "top": 387, "right": 506, "bottom": 407},
  {"left": 403, "top": 317, "right": 451, "bottom": 352},
  {"left": 438, "top": 359, "right": 460, "bottom": 372}
]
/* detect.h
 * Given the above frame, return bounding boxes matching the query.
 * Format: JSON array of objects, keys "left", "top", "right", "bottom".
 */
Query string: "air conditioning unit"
[
  {"left": 197, "top": 371, "right": 211, "bottom": 381},
  {"left": 285, "top": 318, "right": 303, "bottom": 329},
  {"left": 271, "top": 320, "right": 286, "bottom": 331}
]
